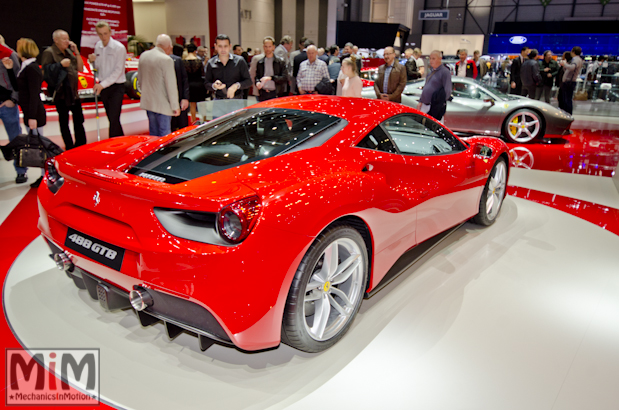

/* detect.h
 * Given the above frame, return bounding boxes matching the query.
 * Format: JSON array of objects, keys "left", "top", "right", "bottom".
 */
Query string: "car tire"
[
  {"left": 125, "top": 71, "right": 141, "bottom": 99},
  {"left": 502, "top": 109, "right": 544, "bottom": 143},
  {"left": 281, "top": 225, "right": 368, "bottom": 352},
  {"left": 472, "top": 158, "right": 508, "bottom": 226}
]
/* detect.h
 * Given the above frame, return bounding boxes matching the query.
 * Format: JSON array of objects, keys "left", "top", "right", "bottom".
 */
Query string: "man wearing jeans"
[
  {"left": 137, "top": 34, "right": 180, "bottom": 136},
  {"left": 0, "top": 40, "right": 26, "bottom": 183}
]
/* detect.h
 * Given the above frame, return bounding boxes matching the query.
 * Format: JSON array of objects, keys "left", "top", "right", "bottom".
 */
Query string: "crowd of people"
[
  {"left": 508, "top": 45, "right": 583, "bottom": 114},
  {"left": 135, "top": 33, "right": 374, "bottom": 135},
  {"left": 0, "top": 20, "right": 599, "bottom": 186}
]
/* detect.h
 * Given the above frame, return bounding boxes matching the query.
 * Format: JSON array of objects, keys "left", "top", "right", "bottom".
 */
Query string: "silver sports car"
[{"left": 362, "top": 77, "right": 574, "bottom": 143}]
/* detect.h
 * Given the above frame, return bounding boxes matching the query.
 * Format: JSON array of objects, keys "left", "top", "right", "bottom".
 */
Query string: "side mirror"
[
  {"left": 473, "top": 143, "right": 493, "bottom": 159},
  {"left": 483, "top": 98, "right": 495, "bottom": 106}
]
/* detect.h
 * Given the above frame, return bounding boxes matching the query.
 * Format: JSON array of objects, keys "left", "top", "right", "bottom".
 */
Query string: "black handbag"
[
  {"left": 17, "top": 130, "right": 47, "bottom": 168},
  {"left": 314, "top": 77, "right": 334, "bottom": 95}
]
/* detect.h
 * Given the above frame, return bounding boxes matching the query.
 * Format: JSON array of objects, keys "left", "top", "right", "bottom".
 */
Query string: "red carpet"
[
  {"left": 507, "top": 186, "right": 619, "bottom": 236},
  {"left": 0, "top": 189, "right": 114, "bottom": 409}
]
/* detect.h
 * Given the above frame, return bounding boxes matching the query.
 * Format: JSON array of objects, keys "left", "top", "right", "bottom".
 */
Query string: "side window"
[
  {"left": 356, "top": 126, "right": 399, "bottom": 154},
  {"left": 452, "top": 82, "right": 486, "bottom": 100},
  {"left": 382, "top": 114, "right": 466, "bottom": 155}
]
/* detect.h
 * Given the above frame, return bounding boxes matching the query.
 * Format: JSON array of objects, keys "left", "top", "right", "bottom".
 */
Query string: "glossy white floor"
[{"left": 2, "top": 117, "right": 619, "bottom": 410}]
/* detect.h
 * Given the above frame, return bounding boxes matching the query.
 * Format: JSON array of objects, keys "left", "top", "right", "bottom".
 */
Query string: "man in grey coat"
[
  {"left": 520, "top": 49, "right": 542, "bottom": 99},
  {"left": 137, "top": 34, "right": 180, "bottom": 136}
]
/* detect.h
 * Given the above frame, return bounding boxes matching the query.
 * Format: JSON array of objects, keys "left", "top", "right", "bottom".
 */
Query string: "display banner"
[
  {"left": 80, "top": 0, "right": 128, "bottom": 55},
  {"left": 488, "top": 33, "right": 619, "bottom": 54}
]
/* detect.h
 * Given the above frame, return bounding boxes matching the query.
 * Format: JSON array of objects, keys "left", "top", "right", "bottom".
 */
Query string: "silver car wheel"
[
  {"left": 486, "top": 161, "right": 507, "bottom": 220},
  {"left": 303, "top": 238, "right": 364, "bottom": 342},
  {"left": 506, "top": 110, "right": 541, "bottom": 143}
]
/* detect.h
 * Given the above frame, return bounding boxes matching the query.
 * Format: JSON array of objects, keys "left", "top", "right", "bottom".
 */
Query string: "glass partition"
[{"left": 196, "top": 99, "right": 258, "bottom": 122}]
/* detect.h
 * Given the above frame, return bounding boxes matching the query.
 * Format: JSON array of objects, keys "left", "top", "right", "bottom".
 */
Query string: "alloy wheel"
[
  {"left": 507, "top": 111, "right": 541, "bottom": 143},
  {"left": 486, "top": 161, "right": 507, "bottom": 220},
  {"left": 303, "top": 238, "right": 364, "bottom": 342}
]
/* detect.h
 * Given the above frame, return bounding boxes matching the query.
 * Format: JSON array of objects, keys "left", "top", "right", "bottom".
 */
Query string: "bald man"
[
  {"left": 137, "top": 34, "right": 180, "bottom": 136},
  {"left": 41, "top": 29, "right": 86, "bottom": 150},
  {"left": 374, "top": 46, "right": 407, "bottom": 103}
]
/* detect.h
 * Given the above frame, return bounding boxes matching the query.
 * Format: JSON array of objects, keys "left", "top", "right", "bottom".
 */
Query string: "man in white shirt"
[{"left": 88, "top": 21, "right": 127, "bottom": 137}]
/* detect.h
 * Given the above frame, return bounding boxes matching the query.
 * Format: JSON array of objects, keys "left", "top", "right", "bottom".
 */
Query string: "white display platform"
[{"left": 5, "top": 197, "right": 619, "bottom": 410}]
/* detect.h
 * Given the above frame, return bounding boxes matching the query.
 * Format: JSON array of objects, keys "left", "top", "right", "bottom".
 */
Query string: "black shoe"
[
  {"left": 30, "top": 176, "right": 43, "bottom": 188},
  {"left": 16, "top": 174, "right": 28, "bottom": 184}
]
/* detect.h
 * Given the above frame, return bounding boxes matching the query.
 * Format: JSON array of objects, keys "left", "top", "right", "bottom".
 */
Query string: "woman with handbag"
[{"left": 2, "top": 38, "right": 47, "bottom": 187}]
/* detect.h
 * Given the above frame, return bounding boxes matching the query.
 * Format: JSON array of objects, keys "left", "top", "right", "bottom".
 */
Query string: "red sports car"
[{"left": 37, "top": 96, "right": 509, "bottom": 353}]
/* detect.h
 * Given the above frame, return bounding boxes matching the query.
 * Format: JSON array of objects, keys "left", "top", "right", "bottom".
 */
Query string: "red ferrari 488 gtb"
[{"left": 38, "top": 96, "right": 509, "bottom": 353}]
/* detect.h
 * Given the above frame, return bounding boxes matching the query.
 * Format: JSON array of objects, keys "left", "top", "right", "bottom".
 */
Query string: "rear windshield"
[{"left": 128, "top": 108, "right": 342, "bottom": 183}]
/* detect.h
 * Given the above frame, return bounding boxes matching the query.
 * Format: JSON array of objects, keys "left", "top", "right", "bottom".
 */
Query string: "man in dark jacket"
[
  {"left": 404, "top": 49, "right": 420, "bottom": 81},
  {"left": 170, "top": 51, "right": 189, "bottom": 131},
  {"left": 520, "top": 49, "right": 542, "bottom": 98},
  {"left": 41, "top": 29, "right": 86, "bottom": 150},
  {"left": 339, "top": 42, "right": 362, "bottom": 73},
  {"left": 510, "top": 46, "right": 529, "bottom": 95},
  {"left": 536, "top": 50, "right": 559, "bottom": 103},
  {"left": 255, "top": 37, "right": 288, "bottom": 101},
  {"left": 292, "top": 39, "right": 313, "bottom": 94}
]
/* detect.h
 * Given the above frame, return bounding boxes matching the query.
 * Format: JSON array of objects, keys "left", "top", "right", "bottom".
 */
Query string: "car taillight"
[
  {"left": 217, "top": 196, "right": 261, "bottom": 244},
  {"left": 45, "top": 158, "right": 64, "bottom": 194}
]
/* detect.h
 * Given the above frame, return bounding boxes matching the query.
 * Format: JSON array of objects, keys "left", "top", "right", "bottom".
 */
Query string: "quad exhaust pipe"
[{"left": 53, "top": 252, "right": 74, "bottom": 272}]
